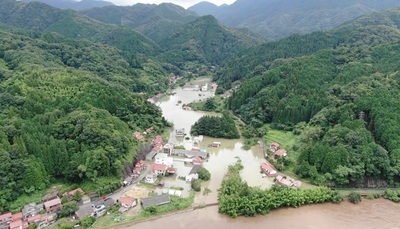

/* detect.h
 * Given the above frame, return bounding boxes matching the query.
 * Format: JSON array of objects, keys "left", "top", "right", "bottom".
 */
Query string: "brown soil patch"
[{"left": 123, "top": 187, "right": 150, "bottom": 199}]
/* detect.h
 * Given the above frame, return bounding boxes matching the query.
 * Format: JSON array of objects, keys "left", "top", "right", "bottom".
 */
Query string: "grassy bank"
[{"left": 92, "top": 193, "right": 195, "bottom": 228}]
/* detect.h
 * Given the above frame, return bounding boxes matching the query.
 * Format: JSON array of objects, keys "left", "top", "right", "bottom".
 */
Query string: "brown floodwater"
[
  {"left": 155, "top": 78, "right": 274, "bottom": 202},
  {"left": 128, "top": 199, "right": 400, "bottom": 229},
  {"left": 141, "top": 78, "right": 400, "bottom": 229}
]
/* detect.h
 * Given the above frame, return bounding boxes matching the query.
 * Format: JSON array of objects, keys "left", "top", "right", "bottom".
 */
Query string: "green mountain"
[
  {"left": 82, "top": 3, "right": 199, "bottom": 43},
  {"left": 0, "top": 0, "right": 159, "bottom": 61},
  {"left": 156, "top": 15, "right": 265, "bottom": 70},
  {"left": 0, "top": 26, "right": 169, "bottom": 211},
  {"left": 189, "top": 0, "right": 400, "bottom": 40},
  {"left": 216, "top": 8, "right": 400, "bottom": 187},
  {"left": 20, "top": 0, "right": 114, "bottom": 11}
]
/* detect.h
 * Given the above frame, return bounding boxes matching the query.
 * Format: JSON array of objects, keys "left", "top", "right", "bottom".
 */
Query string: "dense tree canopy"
[
  {"left": 0, "top": 27, "right": 168, "bottom": 211},
  {"left": 191, "top": 112, "right": 239, "bottom": 139},
  {"left": 216, "top": 8, "right": 400, "bottom": 187}
]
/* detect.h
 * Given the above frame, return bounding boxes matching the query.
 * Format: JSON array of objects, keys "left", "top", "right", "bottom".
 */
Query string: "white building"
[{"left": 155, "top": 153, "right": 174, "bottom": 167}]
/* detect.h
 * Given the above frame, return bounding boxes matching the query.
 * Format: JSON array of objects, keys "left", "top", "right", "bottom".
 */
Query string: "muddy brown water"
[
  {"left": 141, "top": 78, "right": 400, "bottom": 229},
  {"left": 128, "top": 199, "right": 400, "bottom": 229},
  {"left": 155, "top": 78, "right": 274, "bottom": 201}
]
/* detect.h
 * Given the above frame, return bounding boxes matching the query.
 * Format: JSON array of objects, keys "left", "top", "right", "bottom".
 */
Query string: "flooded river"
[
  {"left": 129, "top": 199, "right": 400, "bottom": 229},
  {"left": 155, "top": 78, "right": 273, "bottom": 201},
  {"left": 134, "top": 78, "right": 400, "bottom": 229}
]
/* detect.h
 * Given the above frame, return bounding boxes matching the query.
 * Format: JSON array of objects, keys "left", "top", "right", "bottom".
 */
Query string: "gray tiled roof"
[{"left": 141, "top": 194, "right": 170, "bottom": 208}]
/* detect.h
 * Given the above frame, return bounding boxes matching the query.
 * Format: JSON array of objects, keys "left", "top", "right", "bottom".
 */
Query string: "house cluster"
[
  {"left": 131, "top": 160, "right": 147, "bottom": 179},
  {"left": 0, "top": 194, "right": 62, "bottom": 229},
  {"left": 269, "top": 142, "right": 288, "bottom": 159},
  {"left": 261, "top": 142, "right": 301, "bottom": 187},
  {"left": 143, "top": 136, "right": 178, "bottom": 184},
  {"left": 133, "top": 127, "right": 156, "bottom": 141}
]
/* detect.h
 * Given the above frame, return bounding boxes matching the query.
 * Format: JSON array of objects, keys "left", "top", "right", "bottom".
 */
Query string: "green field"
[{"left": 262, "top": 124, "right": 299, "bottom": 151}]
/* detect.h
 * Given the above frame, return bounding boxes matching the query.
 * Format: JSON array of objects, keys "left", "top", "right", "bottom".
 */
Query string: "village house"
[
  {"left": 43, "top": 197, "right": 62, "bottom": 213},
  {"left": 62, "top": 188, "right": 85, "bottom": 201},
  {"left": 150, "top": 164, "right": 168, "bottom": 176},
  {"left": 41, "top": 192, "right": 58, "bottom": 203},
  {"left": 144, "top": 173, "right": 157, "bottom": 184},
  {"left": 123, "top": 176, "right": 133, "bottom": 186},
  {"left": 182, "top": 105, "right": 192, "bottom": 111},
  {"left": 269, "top": 142, "right": 280, "bottom": 152},
  {"left": 193, "top": 135, "right": 204, "bottom": 146},
  {"left": 260, "top": 162, "right": 278, "bottom": 177},
  {"left": 163, "top": 143, "right": 174, "bottom": 155},
  {"left": 12, "top": 213, "right": 23, "bottom": 223},
  {"left": 192, "top": 156, "right": 203, "bottom": 165},
  {"left": 8, "top": 219, "right": 28, "bottom": 229},
  {"left": 175, "top": 128, "right": 185, "bottom": 137},
  {"left": 167, "top": 167, "right": 177, "bottom": 174},
  {"left": 141, "top": 194, "right": 171, "bottom": 209},
  {"left": 171, "top": 149, "right": 208, "bottom": 159},
  {"left": 22, "top": 203, "right": 44, "bottom": 220},
  {"left": 274, "top": 149, "right": 288, "bottom": 159},
  {"left": 275, "top": 175, "right": 302, "bottom": 188},
  {"left": 133, "top": 131, "right": 145, "bottom": 141},
  {"left": 0, "top": 212, "right": 12, "bottom": 228},
  {"left": 26, "top": 214, "right": 55, "bottom": 229},
  {"left": 155, "top": 153, "right": 174, "bottom": 167},
  {"left": 186, "top": 165, "right": 202, "bottom": 182},
  {"left": 118, "top": 196, "right": 137, "bottom": 213},
  {"left": 92, "top": 198, "right": 115, "bottom": 218},
  {"left": 145, "top": 127, "right": 154, "bottom": 134},
  {"left": 75, "top": 204, "right": 93, "bottom": 220},
  {"left": 211, "top": 142, "right": 221, "bottom": 147},
  {"left": 132, "top": 160, "right": 147, "bottom": 177}
]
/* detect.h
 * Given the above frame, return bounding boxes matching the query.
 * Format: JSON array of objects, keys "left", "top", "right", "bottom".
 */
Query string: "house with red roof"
[
  {"left": 43, "top": 197, "right": 62, "bottom": 213},
  {"left": 12, "top": 212, "right": 23, "bottom": 223},
  {"left": 118, "top": 196, "right": 137, "bottom": 213},
  {"left": 260, "top": 162, "right": 278, "bottom": 177},
  {"left": 192, "top": 156, "right": 203, "bottom": 165},
  {"left": 167, "top": 167, "right": 177, "bottom": 174},
  {"left": 0, "top": 212, "right": 12, "bottom": 227},
  {"left": 9, "top": 219, "right": 28, "bottom": 229},
  {"left": 150, "top": 164, "right": 168, "bottom": 176},
  {"left": 274, "top": 149, "right": 287, "bottom": 159},
  {"left": 269, "top": 142, "right": 280, "bottom": 152}
]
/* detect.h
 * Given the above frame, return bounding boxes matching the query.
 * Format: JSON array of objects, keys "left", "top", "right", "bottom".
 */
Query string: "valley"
[{"left": 1, "top": 0, "right": 400, "bottom": 228}]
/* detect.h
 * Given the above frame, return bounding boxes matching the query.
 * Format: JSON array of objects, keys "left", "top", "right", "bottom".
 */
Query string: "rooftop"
[
  {"left": 189, "top": 165, "right": 202, "bottom": 175},
  {"left": 44, "top": 197, "right": 61, "bottom": 208},
  {"left": 150, "top": 164, "right": 168, "bottom": 172},
  {"left": 141, "top": 194, "right": 171, "bottom": 208}
]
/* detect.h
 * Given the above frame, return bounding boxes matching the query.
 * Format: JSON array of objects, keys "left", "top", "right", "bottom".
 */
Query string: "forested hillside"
[
  {"left": 82, "top": 3, "right": 199, "bottom": 43},
  {"left": 0, "top": 27, "right": 168, "bottom": 212},
  {"left": 156, "top": 15, "right": 264, "bottom": 70},
  {"left": 218, "top": 8, "right": 400, "bottom": 186},
  {"left": 0, "top": 0, "right": 159, "bottom": 67},
  {"left": 20, "top": 0, "right": 114, "bottom": 10},
  {"left": 189, "top": 0, "right": 400, "bottom": 40}
]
